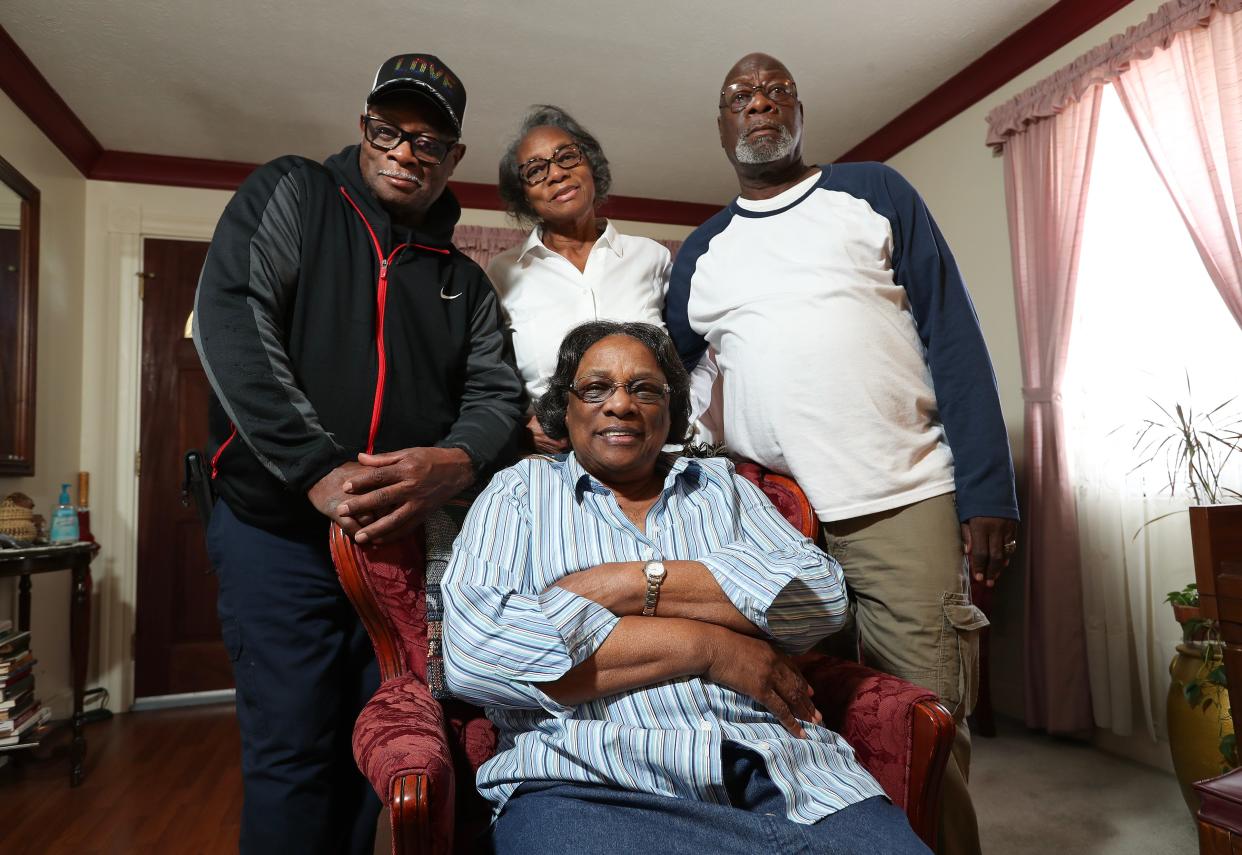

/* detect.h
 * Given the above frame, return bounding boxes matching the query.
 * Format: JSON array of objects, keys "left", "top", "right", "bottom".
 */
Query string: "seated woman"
[
  {"left": 441, "top": 321, "right": 929, "bottom": 854},
  {"left": 488, "top": 106, "right": 672, "bottom": 453}
]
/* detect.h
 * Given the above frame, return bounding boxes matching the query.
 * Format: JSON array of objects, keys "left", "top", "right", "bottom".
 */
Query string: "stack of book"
[{"left": 0, "top": 620, "right": 48, "bottom": 750}]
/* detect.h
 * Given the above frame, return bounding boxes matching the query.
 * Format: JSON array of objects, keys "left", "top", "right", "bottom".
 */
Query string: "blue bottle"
[{"left": 49, "top": 483, "right": 80, "bottom": 544}]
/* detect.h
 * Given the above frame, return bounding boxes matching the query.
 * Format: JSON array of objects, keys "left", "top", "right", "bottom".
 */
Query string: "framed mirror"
[{"left": 0, "top": 156, "right": 39, "bottom": 476}]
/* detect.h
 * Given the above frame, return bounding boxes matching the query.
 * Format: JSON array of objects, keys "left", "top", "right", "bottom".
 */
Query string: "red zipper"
[
  {"left": 211, "top": 424, "right": 238, "bottom": 479},
  {"left": 339, "top": 187, "right": 449, "bottom": 454}
]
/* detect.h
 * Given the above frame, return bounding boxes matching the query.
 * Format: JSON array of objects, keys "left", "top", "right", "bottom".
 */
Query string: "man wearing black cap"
[{"left": 193, "top": 54, "right": 524, "bottom": 854}]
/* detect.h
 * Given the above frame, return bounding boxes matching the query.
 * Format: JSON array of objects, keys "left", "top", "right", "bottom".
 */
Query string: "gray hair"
[{"left": 497, "top": 105, "right": 612, "bottom": 227}]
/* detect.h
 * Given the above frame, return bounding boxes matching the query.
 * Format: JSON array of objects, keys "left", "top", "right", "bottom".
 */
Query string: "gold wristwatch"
[{"left": 641, "top": 560, "right": 667, "bottom": 617}]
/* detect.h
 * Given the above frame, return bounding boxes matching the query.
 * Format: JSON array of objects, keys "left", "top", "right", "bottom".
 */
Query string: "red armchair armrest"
[
  {"left": 801, "top": 652, "right": 955, "bottom": 850},
  {"left": 331, "top": 524, "right": 497, "bottom": 854},
  {"left": 353, "top": 674, "right": 455, "bottom": 855}
]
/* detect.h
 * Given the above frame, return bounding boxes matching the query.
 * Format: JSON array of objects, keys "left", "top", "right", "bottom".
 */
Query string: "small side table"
[
  {"left": 0, "top": 541, "right": 100, "bottom": 785},
  {"left": 1196, "top": 769, "right": 1242, "bottom": 853}
]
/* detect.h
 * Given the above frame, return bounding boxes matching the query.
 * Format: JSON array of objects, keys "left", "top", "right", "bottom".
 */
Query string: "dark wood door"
[{"left": 135, "top": 238, "right": 233, "bottom": 697}]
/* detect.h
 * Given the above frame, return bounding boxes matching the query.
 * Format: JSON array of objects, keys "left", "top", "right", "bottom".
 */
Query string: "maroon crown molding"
[
  {"left": 0, "top": 25, "right": 103, "bottom": 173},
  {"left": 837, "top": 0, "right": 1135, "bottom": 162},
  {"left": 90, "top": 150, "right": 259, "bottom": 191}
]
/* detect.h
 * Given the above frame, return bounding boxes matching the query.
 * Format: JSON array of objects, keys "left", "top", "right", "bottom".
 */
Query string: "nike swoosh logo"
[{"left": 440, "top": 286, "right": 462, "bottom": 300}]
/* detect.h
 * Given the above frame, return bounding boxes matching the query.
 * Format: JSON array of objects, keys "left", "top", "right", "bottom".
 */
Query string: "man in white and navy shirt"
[{"left": 664, "top": 53, "right": 1019, "bottom": 855}]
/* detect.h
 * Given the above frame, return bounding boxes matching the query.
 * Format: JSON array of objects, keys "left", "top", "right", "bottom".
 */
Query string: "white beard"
[{"left": 735, "top": 126, "right": 795, "bottom": 164}]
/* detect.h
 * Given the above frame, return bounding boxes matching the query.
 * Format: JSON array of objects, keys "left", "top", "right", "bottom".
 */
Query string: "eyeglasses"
[
  {"left": 519, "top": 143, "right": 585, "bottom": 186},
  {"left": 362, "top": 116, "right": 457, "bottom": 165},
  {"left": 569, "top": 378, "right": 670, "bottom": 405},
  {"left": 719, "top": 81, "right": 798, "bottom": 113}
]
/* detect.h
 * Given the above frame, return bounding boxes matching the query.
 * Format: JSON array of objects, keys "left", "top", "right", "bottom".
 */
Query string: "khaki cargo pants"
[{"left": 820, "top": 492, "right": 988, "bottom": 855}]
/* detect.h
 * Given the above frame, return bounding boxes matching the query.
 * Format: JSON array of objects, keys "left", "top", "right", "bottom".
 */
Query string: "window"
[
  {"left": 1063, "top": 84, "right": 1242, "bottom": 739},
  {"left": 1065, "top": 84, "right": 1242, "bottom": 498}
]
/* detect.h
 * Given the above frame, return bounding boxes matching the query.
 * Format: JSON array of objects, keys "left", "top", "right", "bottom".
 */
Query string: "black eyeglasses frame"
[
  {"left": 568, "top": 378, "right": 671, "bottom": 405},
  {"left": 361, "top": 115, "right": 458, "bottom": 165},
  {"left": 518, "top": 143, "right": 586, "bottom": 187}
]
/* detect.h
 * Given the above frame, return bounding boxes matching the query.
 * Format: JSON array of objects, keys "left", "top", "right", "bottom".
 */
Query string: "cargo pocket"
[
  {"left": 938, "top": 592, "right": 989, "bottom": 717},
  {"left": 220, "top": 616, "right": 268, "bottom": 739}
]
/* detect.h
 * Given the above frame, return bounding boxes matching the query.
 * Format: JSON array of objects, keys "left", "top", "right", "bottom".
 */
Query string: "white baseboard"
[{"left": 130, "top": 689, "right": 235, "bottom": 712}]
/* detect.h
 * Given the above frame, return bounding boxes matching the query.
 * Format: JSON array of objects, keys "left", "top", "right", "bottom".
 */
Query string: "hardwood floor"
[{"left": 0, "top": 704, "right": 243, "bottom": 854}]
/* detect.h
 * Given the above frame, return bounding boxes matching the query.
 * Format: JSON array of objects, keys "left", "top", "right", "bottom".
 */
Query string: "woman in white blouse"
[{"left": 489, "top": 105, "right": 672, "bottom": 453}]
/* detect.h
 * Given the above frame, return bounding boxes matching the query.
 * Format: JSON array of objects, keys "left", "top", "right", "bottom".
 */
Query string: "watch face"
[{"left": 645, "top": 561, "right": 666, "bottom": 582}]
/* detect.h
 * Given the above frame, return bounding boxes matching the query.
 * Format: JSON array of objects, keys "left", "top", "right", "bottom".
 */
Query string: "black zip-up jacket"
[{"left": 193, "top": 145, "right": 525, "bottom": 531}]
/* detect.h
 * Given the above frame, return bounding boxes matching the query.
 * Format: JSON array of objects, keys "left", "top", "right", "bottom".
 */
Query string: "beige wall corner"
[{"left": 0, "top": 91, "right": 88, "bottom": 718}]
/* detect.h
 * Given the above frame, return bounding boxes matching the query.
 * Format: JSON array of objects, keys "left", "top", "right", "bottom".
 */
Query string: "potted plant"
[
  {"left": 1167, "top": 583, "right": 1210, "bottom": 643},
  {"left": 1165, "top": 582, "right": 1235, "bottom": 814},
  {"left": 1134, "top": 381, "right": 1242, "bottom": 815}
]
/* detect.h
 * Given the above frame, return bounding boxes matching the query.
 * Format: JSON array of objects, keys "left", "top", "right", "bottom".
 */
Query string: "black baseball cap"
[{"left": 367, "top": 54, "right": 466, "bottom": 136}]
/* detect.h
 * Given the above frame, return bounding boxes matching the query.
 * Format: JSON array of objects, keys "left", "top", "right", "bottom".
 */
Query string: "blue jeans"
[
  {"left": 490, "top": 742, "right": 930, "bottom": 855},
  {"left": 207, "top": 500, "right": 380, "bottom": 855}
]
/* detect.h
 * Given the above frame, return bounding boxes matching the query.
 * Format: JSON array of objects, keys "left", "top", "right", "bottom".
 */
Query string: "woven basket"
[{"left": 0, "top": 493, "right": 36, "bottom": 540}]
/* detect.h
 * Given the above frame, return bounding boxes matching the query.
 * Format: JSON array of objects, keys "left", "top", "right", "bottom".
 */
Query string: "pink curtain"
[
  {"left": 453, "top": 225, "right": 527, "bottom": 271},
  {"left": 656, "top": 239, "right": 684, "bottom": 259},
  {"left": 986, "top": 0, "right": 1242, "bottom": 150},
  {"left": 1113, "top": 7, "right": 1242, "bottom": 327},
  {"left": 1004, "top": 89, "right": 1103, "bottom": 735}
]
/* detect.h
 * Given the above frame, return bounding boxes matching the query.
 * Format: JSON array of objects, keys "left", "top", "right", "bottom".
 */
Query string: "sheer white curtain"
[{"left": 1064, "top": 85, "right": 1242, "bottom": 739}]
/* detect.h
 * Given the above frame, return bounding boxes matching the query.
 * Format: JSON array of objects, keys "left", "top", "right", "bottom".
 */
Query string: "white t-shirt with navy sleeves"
[{"left": 665, "top": 164, "right": 1017, "bottom": 524}]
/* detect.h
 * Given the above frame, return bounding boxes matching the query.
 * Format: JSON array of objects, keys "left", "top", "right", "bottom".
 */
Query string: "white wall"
[
  {"left": 80, "top": 180, "right": 234, "bottom": 710},
  {"left": 0, "top": 91, "right": 88, "bottom": 718},
  {"left": 885, "top": 0, "right": 1171, "bottom": 769}
]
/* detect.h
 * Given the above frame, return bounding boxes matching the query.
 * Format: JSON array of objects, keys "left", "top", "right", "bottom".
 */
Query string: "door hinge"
[
  {"left": 134, "top": 451, "right": 142, "bottom": 478},
  {"left": 137, "top": 270, "right": 155, "bottom": 300}
]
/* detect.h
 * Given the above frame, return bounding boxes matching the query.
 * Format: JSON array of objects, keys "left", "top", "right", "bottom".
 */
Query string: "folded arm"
[
  {"left": 552, "top": 559, "right": 760, "bottom": 636},
  {"left": 543, "top": 616, "right": 820, "bottom": 736},
  {"left": 553, "top": 469, "right": 849, "bottom": 653}
]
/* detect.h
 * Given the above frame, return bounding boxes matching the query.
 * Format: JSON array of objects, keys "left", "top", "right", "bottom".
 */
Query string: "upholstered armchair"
[{"left": 331, "top": 466, "right": 955, "bottom": 855}]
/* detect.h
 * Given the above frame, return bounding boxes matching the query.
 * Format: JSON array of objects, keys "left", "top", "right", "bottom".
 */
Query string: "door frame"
[{"left": 82, "top": 184, "right": 227, "bottom": 711}]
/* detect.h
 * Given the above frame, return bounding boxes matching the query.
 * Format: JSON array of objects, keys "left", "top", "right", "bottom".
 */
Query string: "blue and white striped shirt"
[{"left": 441, "top": 453, "right": 886, "bottom": 823}]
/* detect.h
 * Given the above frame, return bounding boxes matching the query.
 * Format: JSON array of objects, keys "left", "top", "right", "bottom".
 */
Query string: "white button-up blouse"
[{"left": 487, "top": 220, "right": 672, "bottom": 404}]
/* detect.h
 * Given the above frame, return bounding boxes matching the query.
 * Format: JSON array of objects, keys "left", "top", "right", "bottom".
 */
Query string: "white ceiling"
[{"left": 3, "top": 0, "right": 1059, "bottom": 205}]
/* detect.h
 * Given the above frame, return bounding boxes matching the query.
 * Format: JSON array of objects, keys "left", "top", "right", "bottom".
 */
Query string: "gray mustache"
[{"left": 379, "top": 169, "right": 424, "bottom": 187}]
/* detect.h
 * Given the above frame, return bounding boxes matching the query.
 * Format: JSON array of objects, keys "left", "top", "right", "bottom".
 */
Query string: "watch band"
[{"left": 641, "top": 560, "right": 666, "bottom": 617}]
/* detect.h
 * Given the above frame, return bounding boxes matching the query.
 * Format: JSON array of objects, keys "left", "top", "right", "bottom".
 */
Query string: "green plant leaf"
[
  {"left": 1222, "top": 733, "right": 1237, "bottom": 767},
  {"left": 1209, "top": 664, "right": 1228, "bottom": 686},
  {"left": 1186, "top": 681, "right": 1204, "bottom": 707}
]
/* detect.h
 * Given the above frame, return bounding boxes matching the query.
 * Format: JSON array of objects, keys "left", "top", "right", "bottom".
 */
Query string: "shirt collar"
[
  {"left": 593, "top": 219, "right": 624, "bottom": 258},
  {"left": 517, "top": 219, "right": 623, "bottom": 262},
  {"left": 562, "top": 451, "right": 704, "bottom": 503}
]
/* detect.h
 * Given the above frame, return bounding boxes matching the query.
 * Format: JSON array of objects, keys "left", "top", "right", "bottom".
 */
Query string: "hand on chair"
[
  {"left": 307, "top": 461, "right": 374, "bottom": 536},
  {"left": 333, "top": 447, "right": 474, "bottom": 546}
]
